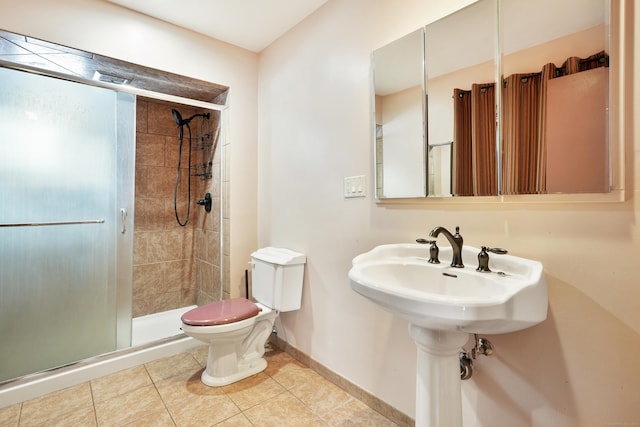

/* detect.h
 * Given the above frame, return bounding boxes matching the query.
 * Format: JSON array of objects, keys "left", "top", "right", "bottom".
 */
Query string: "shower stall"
[{"left": 0, "top": 66, "right": 225, "bottom": 386}]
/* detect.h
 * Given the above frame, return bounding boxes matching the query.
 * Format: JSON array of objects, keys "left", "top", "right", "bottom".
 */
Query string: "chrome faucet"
[{"left": 429, "top": 226, "right": 464, "bottom": 268}]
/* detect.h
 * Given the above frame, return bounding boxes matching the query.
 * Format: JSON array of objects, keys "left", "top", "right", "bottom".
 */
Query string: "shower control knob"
[{"left": 197, "top": 193, "right": 212, "bottom": 213}]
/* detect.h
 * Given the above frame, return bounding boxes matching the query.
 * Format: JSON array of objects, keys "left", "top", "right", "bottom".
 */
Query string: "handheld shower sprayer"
[
  {"left": 171, "top": 108, "right": 211, "bottom": 226},
  {"left": 171, "top": 109, "right": 183, "bottom": 124},
  {"left": 172, "top": 109, "right": 184, "bottom": 140}
]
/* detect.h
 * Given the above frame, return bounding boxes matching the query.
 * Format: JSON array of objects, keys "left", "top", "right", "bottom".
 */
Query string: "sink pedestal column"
[{"left": 409, "top": 325, "right": 469, "bottom": 427}]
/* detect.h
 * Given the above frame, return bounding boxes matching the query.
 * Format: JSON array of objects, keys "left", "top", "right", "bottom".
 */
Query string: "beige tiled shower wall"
[
  {"left": 133, "top": 98, "right": 221, "bottom": 317},
  {"left": 222, "top": 111, "right": 231, "bottom": 300},
  {"left": 194, "top": 122, "right": 222, "bottom": 307}
]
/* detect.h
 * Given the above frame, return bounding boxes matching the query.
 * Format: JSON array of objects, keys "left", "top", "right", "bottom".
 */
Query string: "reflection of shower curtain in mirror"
[
  {"left": 453, "top": 89, "right": 472, "bottom": 196},
  {"left": 453, "top": 84, "right": 496, "bottom": 196},
  {"left": 502, "top": 51, "right": 608, "bottom": 194},
  {"left": 502, "top": 70, "right": 548, "bottom": 195},
  {"left": 454, "top": 51, "right": 608, "bottom": 195}
]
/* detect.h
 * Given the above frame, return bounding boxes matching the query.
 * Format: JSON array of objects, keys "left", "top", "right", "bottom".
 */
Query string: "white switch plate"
[{"left": 344, "top": 175, "right": 366, "bottom": 198}]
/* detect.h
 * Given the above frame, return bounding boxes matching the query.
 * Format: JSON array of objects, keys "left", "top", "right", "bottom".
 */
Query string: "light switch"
[{"left": 344, "top": 175, "right": 366, "bottom": 198}]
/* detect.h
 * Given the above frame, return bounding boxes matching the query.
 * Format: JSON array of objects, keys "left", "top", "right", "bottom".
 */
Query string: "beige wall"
[{"left": 258, "top": 0, "right": 639, "bottom": 425}]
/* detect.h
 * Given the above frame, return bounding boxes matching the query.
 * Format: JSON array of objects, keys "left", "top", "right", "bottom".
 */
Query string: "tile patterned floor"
[{"left": 0, "top": 346, "right": 398, "bottom": 426}]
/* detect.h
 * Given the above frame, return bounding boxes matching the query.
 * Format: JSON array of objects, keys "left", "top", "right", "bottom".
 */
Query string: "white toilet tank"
[{"left": 250, "top": 247, "right": 306, "bottom": 312}]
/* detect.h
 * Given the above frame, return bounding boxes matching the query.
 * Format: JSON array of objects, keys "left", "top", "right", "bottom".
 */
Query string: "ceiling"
[{"left": 105, "top": 0, "right": 329, "bottom": 52}]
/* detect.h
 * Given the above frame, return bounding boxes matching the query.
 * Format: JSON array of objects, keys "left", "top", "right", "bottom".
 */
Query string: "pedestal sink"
[{"left": 348, "top": 243, "right": 548, "bottom": 427}]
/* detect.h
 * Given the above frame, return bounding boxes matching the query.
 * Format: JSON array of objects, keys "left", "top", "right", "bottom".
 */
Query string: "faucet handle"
[
  {"left": 476, "top": 246, "right": 508, "bottom": 272},
  {"left": 486, "top": 247, "right": 508, "bottom": 255},
  {"left": 416, "top": 238, "right": 440, "bottom": 264}
]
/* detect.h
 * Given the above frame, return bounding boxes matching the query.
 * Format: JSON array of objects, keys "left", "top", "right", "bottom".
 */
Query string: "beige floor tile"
[
  {"left": 243, "top": 391, "right": 328, "bottom": 427},
  {"left": 165, "top": 393, "right": 240, "bottom": 427},
  {"left": 155, "top": 367, "right": 225, "bottom": 405},
  {"left": 91, "top": 365, "right": 152, "bottom": 403},
  {"left": 222, "top": 372, "right": 287, "bottom": 410},
  {"left": 145, "top": 352, "right": 201, "bottom": 383},
  {"left": 263, "top": 349, "right": 297, "bottom": 372},
  {"left": 119, "top": 409, "right": 175, "bottom": 427},
  {"left": 94, "top": 384, "right": 166, "bottom": 427},
  {"left": 213, "top": 413, "right": 254, "bottom": 426},
  {"left": 19, "top": 383, "right": 93, "bottom": 427},
  {"left": 265, "top": 356, "right": 313, "bottom": 390},
  {"left": 0, "top": 404, "right": 20, "bottom": 427},
  {"left": 320, "top": 397, "right": 398, "bottom": 426},
  {"left": 189, "top": 345, "right": 208, "bottom": 367},
  {"left": 45, "top": 407, "right": 97, "bottom": 427},
  {"left": 288, "top": 370, "right": 353, "bottom": 416}
]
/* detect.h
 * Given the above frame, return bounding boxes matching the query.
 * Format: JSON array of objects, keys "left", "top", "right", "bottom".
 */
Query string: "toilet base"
[
  {"left": 192, "top": 307, "right": 277, "bottom": 387},
  {"left": 201, "top": 357, "right": 267, "bottom": 387}
]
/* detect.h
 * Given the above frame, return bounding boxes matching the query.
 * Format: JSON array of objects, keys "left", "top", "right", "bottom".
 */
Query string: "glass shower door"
[{"left": 0, "top": 67, "right": 132, "bottom": 382}]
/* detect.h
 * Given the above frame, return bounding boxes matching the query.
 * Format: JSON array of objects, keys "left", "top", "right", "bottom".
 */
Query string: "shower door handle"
[
  {"left": 0, "top": 219, "right": 105, "bottom": 227},
  {"left": 120, "top": 208, "right": 127, "bottom": 234}
]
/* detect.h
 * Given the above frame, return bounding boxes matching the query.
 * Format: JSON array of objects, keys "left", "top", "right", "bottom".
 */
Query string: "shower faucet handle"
[{"left": 197, "top": 193, "right": 212, "bottom": 213}]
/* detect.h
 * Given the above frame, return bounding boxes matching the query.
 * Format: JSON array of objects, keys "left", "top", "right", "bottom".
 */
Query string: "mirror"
[
  {"left": 373, "top": 29, "right": 426, "bottom": 198},
  {"left": 373, "top": 0, "right": 613, "bottom": 199},
  {"left": 500, "top": 0, "right": 609, "bottom": 195},
  {"left": 426, "top": 0, "right": 497, "bottom": 197}
]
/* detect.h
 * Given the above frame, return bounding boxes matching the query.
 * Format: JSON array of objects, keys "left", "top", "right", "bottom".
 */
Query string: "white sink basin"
[{"left": 349, "top": 243, "right": 548, "bottom": 334}]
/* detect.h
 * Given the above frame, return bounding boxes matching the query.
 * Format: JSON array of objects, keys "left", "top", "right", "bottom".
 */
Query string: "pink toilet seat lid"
[{"left": 181, "top": 298, "right": 261, "bottom": 326}]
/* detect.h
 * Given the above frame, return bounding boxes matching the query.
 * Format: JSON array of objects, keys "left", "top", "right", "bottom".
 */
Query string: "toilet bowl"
[
  {"left": 180, "top": 247, "right": 306, "bottom": 387},
  {"left": 181, "top": 299, "right": 277, "bottom": 386}
]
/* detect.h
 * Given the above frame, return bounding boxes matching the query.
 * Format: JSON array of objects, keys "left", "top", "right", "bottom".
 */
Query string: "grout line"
[
  {"left": 88, "top": 380, "right": 98, "bottom": 427},
  {"left": 144, "top": 363, "right": 178, "bottom": 427},
  {"left": 17, "top": 403, "right": 23, "bottom": 427}
]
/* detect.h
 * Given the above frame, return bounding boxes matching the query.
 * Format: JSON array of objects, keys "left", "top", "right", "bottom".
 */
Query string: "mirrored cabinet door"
[
  {"left": 500, "top": 0, "right": 610, "bottom": 195},
  {"left": 373, "top": 29, "right": 426, "bottom": 199},
  {"left": 426, "top": 0, "right": 497, "bottom": 197}
]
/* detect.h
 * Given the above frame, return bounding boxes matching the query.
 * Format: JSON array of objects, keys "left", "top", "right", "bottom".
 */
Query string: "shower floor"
[{"left": 131, "top": 305, "right": 196, "bottom": 347}]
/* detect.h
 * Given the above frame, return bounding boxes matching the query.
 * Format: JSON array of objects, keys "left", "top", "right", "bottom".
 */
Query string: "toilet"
[{"left": 181, "top": 247, "right": 306, "bottom": 387}]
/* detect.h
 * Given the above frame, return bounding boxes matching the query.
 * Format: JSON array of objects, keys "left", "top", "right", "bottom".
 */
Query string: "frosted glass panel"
[{"left": 0, "top": 67, "right": 119, "bottom": 381}]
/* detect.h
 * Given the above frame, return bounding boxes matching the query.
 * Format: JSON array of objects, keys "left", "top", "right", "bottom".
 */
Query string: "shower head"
[
  {"left": 172, "top": 109, "right": 186, "bottom": 140},
  {"left": 172, "top": 109, "right": 183, "bottom": 127},
  {"left": 172, "top": 109, "right": 209, "bottom": 141}
]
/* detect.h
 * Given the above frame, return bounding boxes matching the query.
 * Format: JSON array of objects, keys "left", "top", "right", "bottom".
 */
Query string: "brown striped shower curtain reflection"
[{"left": 452, "top": 51, "right": 608, "bottom": 196}]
